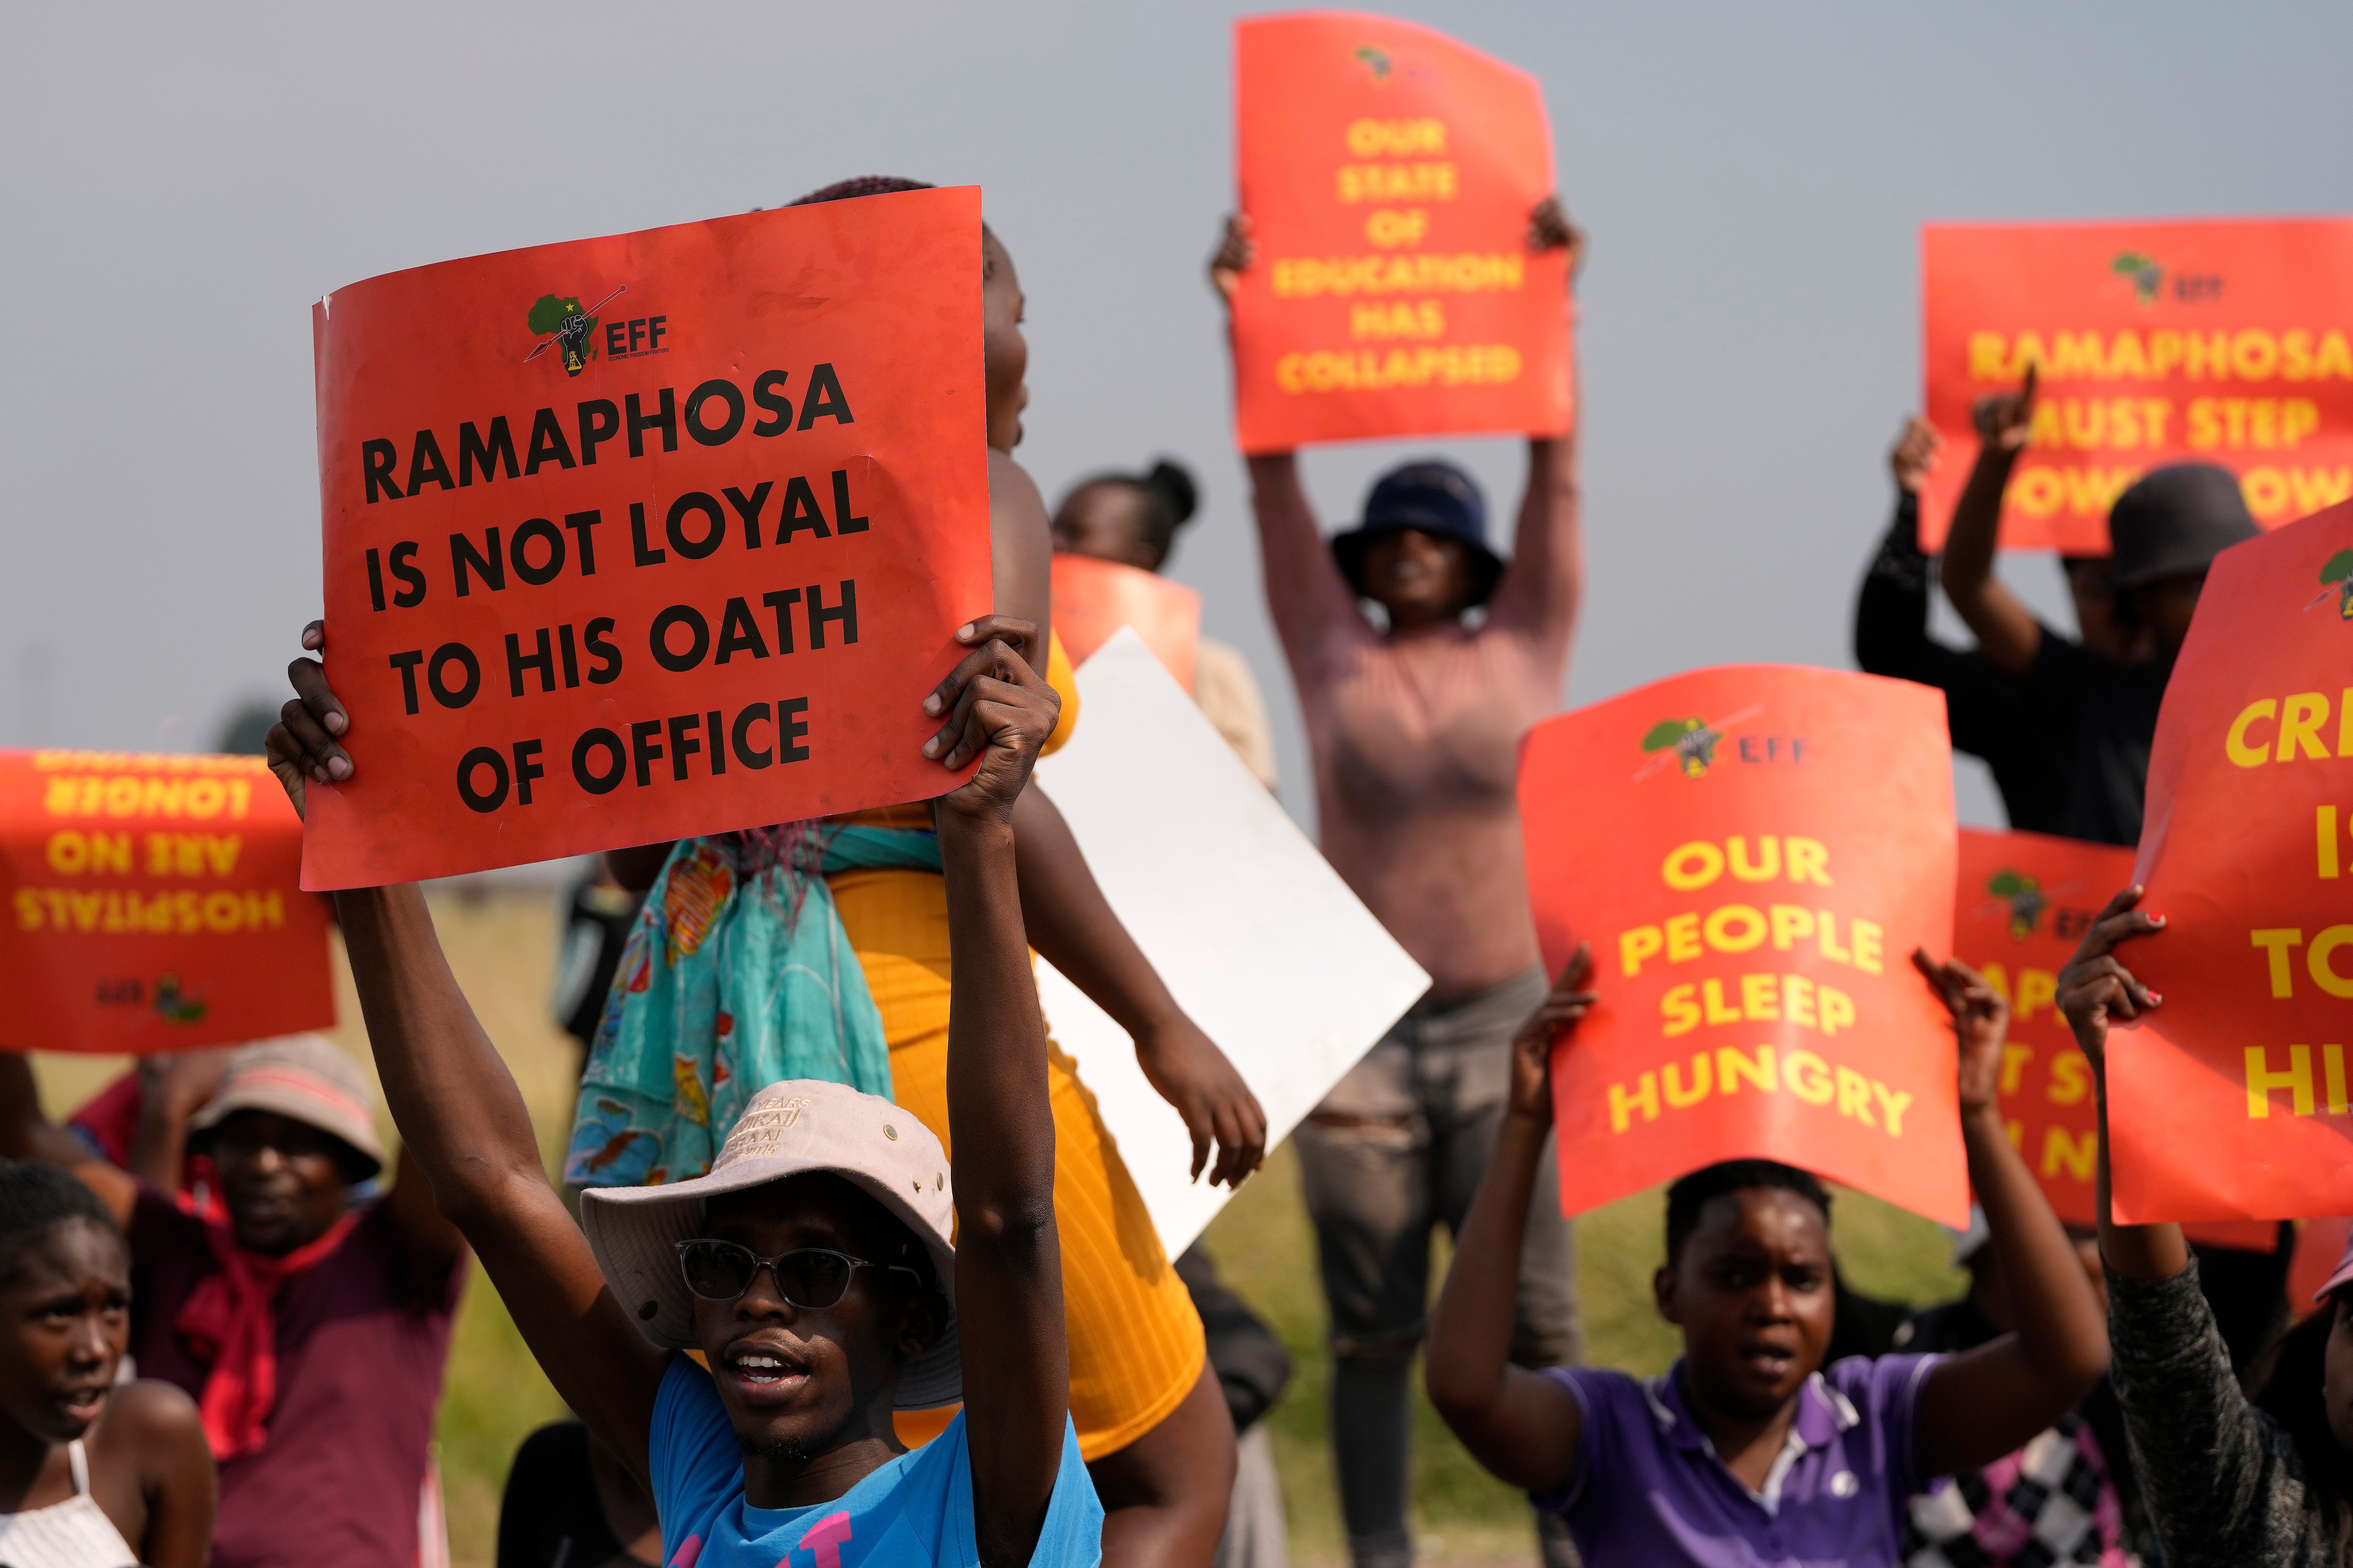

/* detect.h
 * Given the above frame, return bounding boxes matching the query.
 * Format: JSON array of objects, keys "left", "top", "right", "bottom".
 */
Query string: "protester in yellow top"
[{"left": 297, "top": 180, "right": 1259, "bottom": 1568}]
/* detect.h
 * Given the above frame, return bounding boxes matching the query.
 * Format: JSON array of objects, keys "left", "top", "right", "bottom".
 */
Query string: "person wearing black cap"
[
  {"left": 1938, "top": 369, "right": 2259, "bottom": 847},
  {"left": 1852, "top": 415, "right": 2145, "bottom": 835},
  {"left": 1209, "top": 205, "right": 1585, "bottom": 1568}
]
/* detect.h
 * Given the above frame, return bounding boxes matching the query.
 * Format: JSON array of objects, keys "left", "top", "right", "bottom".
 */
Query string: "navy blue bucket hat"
[{"left": 1330, "top": 460, "right": 1506, "bottom": 607}]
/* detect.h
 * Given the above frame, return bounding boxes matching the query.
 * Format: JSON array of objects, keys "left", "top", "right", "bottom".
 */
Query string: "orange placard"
[
  {"left": 1, "top": 751, "right": 334, "bottom": 1053},
  {"left": 306, "top": 189, "right": 991, "bottom": 888},
  {"left": 1050, "top": 554, "right": 1201, "bottom": 691},
  {"left": 1953, "top": 829, "right": 2134, "bottom": 1227},
  {"left": 1920, "top": 218, "right": 2353, "bottom": 553},
  {"left": 1230, "top": 12, "right": 1572, "bottom": 452},
  {"left": 2111, "top": 498, "right": 2353, "bottom": 1223},
  {"left": 1520, "top": 666, "right": 1965, "bottom": 1226}
]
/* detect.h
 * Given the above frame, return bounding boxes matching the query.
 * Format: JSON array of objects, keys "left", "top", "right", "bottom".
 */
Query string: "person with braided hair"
[{"left": 554, "top": 177, "right": 1256, "bottom": 1568}]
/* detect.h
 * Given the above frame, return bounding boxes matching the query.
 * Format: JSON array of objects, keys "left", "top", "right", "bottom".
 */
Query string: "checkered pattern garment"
[{"left": 1902, "top": 1411, "right": 2133, "bottom": 1567}]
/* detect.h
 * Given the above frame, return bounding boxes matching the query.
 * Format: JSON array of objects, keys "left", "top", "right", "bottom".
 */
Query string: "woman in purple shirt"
[{"left": 1426, "top": 945, "right": 2110, "bottom": 1567}]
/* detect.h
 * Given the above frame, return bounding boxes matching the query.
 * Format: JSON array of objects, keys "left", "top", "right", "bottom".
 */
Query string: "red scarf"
[{"left": 174, "top": 1212, "right": 360, "bottom": 1460}]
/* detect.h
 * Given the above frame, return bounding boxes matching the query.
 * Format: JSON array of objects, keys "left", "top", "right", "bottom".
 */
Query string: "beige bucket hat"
[
  {"left": 187, "top": 1034, "right": 387, "bottom": 1181},
  {"left": 579, "top": 1080, "right": 960, "bottom": 1410}
]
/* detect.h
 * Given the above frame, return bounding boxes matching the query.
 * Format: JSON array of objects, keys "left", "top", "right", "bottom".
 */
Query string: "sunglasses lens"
[
  {"left": 678, "top": 1240, "right": 756, "bottom": 1300},
  {"left": 776, "top": 1251, "right": 855, "bottom": 1308}
]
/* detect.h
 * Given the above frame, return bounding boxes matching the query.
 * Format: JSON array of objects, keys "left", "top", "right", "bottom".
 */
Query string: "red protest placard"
[
  {"left": 1051, "top": 554, "right": 1201, "bottom": 691},
  {"left": 1520, "top": 666, "right": 1965, "bottom": 1226},
  {"left": 1953, "top": 828, "right": 2134, "bottom": 1227},
  {"left": 1, "top": 751, "right": 334, "bottom": 1053},
  {"left": 1953, "top": 827, "right": 2276, "bottom": 1246},
  {"left": 1919, "top": 219, "right": 2353, "bottom": 553},
  {"left": 2111, "top": 499, "right": 2353, "bottom": 1223},
  {"left": 306, "top": 188, "right": 990, "bottom": 888},
  {"left": 1230, "top": 12, "right": 1572, "bottom": 453}
]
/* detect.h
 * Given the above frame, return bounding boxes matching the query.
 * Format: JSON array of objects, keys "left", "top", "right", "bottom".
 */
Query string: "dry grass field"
[{"left": 26, "top": 888, "right": 1967, "bottom": 1566}]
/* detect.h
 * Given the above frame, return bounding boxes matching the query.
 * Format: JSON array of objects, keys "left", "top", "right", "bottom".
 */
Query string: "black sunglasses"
[{"left": 674, "top": 1240, "right": 921, "bottom": 1308}]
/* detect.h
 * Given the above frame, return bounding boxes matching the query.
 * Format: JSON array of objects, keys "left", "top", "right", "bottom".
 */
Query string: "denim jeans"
[{"left": 1294, "top": 965, "right": 1582, "bottom": 1568}]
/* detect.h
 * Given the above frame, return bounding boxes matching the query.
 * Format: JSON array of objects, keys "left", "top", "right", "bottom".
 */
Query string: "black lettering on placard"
[
  {"left": 573, "top": 729, "right": 625, "bottom": 794},
  {"left": 732, "top": 703, "right": 773, "bottom": 769},
  {"left": 666, "top": 713, "right": 702, "bottom": 781},
  {"left": 584, "top": 618, "right": 622, "bottom": 684},
  {"left": 390, "top": 542, "right": 427, "bottom": 607},
  {"left": 459, "top": 418, "right": 519, "bottom": 486},
  {"left": 451, "top": 530, "right": 504, "bottom": 597},
  {"left": 714, "top": 598, "right": 768, "bottom": 663},
  {"left": 778, "top": 697, "right": 812, "bottom": 762},
  {"left": 776, "top": 477, "right": 829, "bottom": 543},
  {"left": 357, "top": 367, "right": 847, "bottom": 502},
  {"left": 367, "top": 549, "right": 386, "bottom": 611},
  {"left": 524, "top": 408, "right": 576, "bottom": 473},
  {"left": 578, "top": 400, "right": 620, "bottom": 465},
  {"left": 762, "top": 589, "right": 801, "bottom": 654},
  {"left": 407, "top": 430, "right": 454, "bottom": 494},
  {"left": 390, "top": 651, "right": 425, "bottom": 715},
  {"left": 562, "top": 511, "right": 602, "bottom": 574},
  {"left": 428, "top": 643, "right": 481, "bottom": 709},
  {"left": 630, "top": 720, "right": 664, "bottom": 786},
  {"left": 513, "top": 739, "right": 545, "bottom": 804},
  {"left": 724, "top": 483, "right": 771, "bottom": 550},
  {"left": 557, "top": 623, "right": 580, "bottom": 687},
  {"left": 507, "top": 630, "right": 555, "bottom": 697},
  {"left": 831, "top": 469, "right": 870, "bottom": 534},
  {"left": 627, "top": 389, "right": 677, "bottom": 457},
  {"left": 685, "top": 380, "right": 745, "bottom": 446},
  {"left": 362, "top": 439, "right": 402, "bottom": 502},
  {"left": 666, "top": 494, "right": 725, "bottom": 560},
  {"left": 805, "top": 581, "right": 857, "bottom": 648},
  {"left": 797, "top": 363, "right": 854, "bottom": 430},
  {"left": 650, "top": 606, "right": 710, "bottom": 672},
  {"left": 511, "top": 518, "right": 566, "bottom": 585},
  {"left": 631, "top": 502, "right": 664, "bottom": 567},
  {"left": 705, "top": 711, "right": 726, "bottom": 775},
  {"left": 752, "top": 371, "right": 792, "bottom": 435},
  {"left": 456, "top": 746, "right": 508, "bottom": 812}
]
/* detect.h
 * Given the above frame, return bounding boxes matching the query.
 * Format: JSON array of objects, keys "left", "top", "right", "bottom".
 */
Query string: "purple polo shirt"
[{"left": 1535, "top": 1354, "right": 1943, "bottom": 1567}]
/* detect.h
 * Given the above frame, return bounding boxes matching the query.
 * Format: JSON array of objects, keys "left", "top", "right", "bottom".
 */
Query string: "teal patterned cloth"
[{"left": 564, "top": 826, "right": 942, "bottom": 1187}]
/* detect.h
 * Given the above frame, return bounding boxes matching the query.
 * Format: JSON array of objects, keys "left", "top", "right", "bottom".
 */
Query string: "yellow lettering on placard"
[{"left": 2246, "top": 1045, "right": 2315, "bottom": 1117}]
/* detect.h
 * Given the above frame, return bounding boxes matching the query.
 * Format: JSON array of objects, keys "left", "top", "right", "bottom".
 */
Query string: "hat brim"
[
  {"left": 188, "top": 1084, "right": 386, "bottom": 1183},
  {"left": 581, "top": 1158, "right": 962, "bottom": 1410},
  {"left": 1331, "top": 525, "right": 1506, "bottom": 608}
]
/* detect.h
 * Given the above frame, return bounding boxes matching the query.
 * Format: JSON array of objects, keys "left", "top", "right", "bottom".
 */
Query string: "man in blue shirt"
[{"left": 264, "top": 614, "right": 1102, "bottom": 1568}]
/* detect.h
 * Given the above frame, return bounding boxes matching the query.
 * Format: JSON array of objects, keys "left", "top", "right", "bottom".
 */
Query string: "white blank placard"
[{"left": 1034, "top": 628, "right": 1430, "bottom": 1256}]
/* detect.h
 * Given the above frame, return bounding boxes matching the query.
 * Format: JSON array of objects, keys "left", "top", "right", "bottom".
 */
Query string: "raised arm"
[
  {"left": 1011, "top": 787, "right": 1266, "bottom": 1188},
  {"left": 0, "top": 1055, "right": 136, "bottom": 1226},
  {"left": 921, "top": 617, "right": 1071, "bottom": 1568},
  {"left": 1209, "top": 214, "right": 1363, "bottom": 664},
  {"left": 1426, "top": 947, "right": 1592, "bottom": 1491},
  {"left": 265, "top": 632, "right": 669, "bottom": 1486},
  {"left": 1912, "top": 949, "right": 2109, "bottom": 1478},
  {"left": 1484, "top": 199, "right": 1587, "bottom": 665},
  {"left": 1938, "top": 368, "right": 2044, "bottom": 677}
]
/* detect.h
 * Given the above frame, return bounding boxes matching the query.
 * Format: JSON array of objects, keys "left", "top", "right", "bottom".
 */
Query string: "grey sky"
[{"left": 5, "top": 1, "right": 2348, "bottom": 833}]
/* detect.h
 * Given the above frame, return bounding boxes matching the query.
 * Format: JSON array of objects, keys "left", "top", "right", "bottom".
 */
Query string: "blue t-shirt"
[{"left": 651, "top": 1357, "right": 1104, "bottom": 1568}]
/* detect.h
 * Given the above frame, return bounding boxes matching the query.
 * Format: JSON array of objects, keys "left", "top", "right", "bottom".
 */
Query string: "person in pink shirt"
[{"left": 1208, "top": 203, "right": 1586, "bottom": 1568}]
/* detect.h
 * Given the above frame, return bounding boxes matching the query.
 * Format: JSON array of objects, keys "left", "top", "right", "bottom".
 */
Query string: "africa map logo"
[
  {"left": 1986, "top": 870, "right": 2047, "bottom": 941},
  {"left": 2310, "top": 549, "right": 2353, "bottom": 620},
  {"left": 524, "top": 285, "right": 627, "bottom": 376},
  {"left": 1353, "top": 45, "right": 1391, "bottom": 81},
  {"left": 2110, "top": 252, "right": 2162, "bottom": 307},
  {"left": 1635, "top": 705, "right": 1763, "bottom": 781}
]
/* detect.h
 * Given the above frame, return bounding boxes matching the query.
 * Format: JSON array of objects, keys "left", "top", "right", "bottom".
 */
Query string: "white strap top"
[{"left": 0, "top": 1440, "right": 140, "bottom": 1568}]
